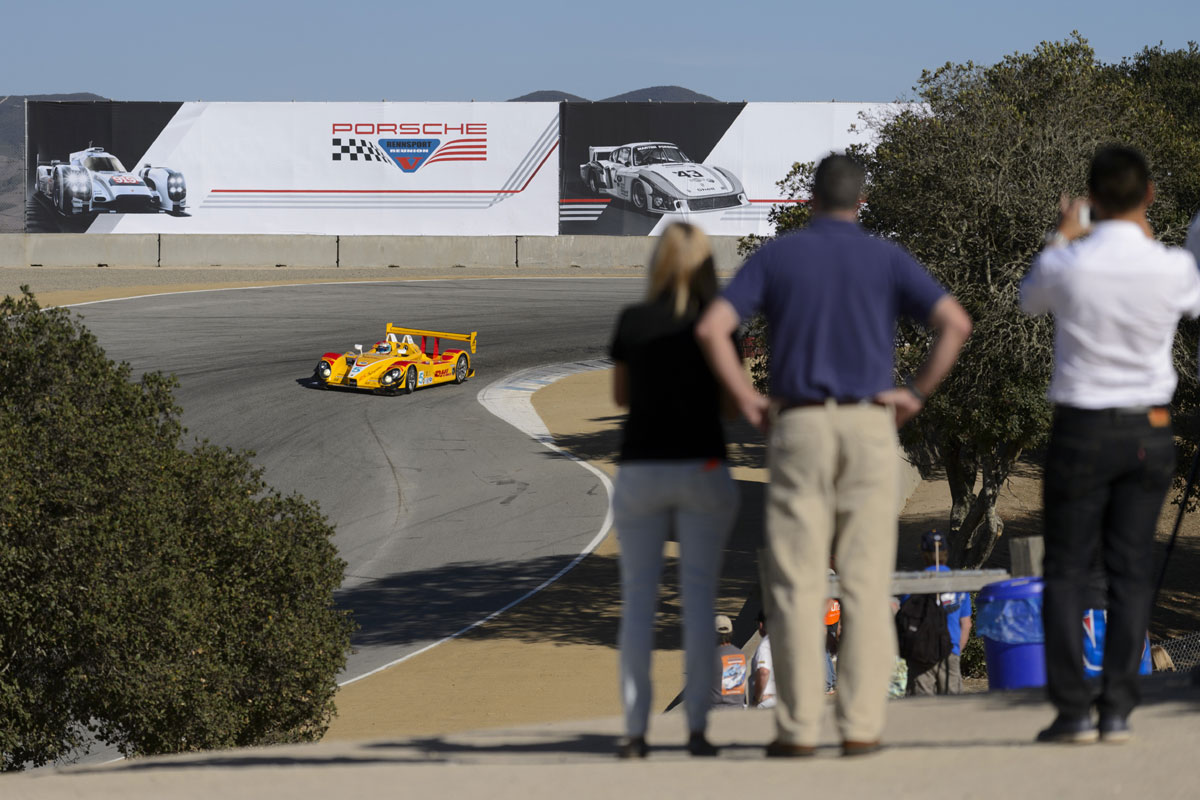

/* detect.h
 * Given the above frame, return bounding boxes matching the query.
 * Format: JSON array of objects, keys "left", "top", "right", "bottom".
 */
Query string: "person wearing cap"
[
  {"left": 712, "top": 614, "right": 748, "bottom": 710},
  {"left": 902, "top": 530, "right": 972, "bottom": 695},
  {"left": 1022, "top": 146, "right": 1200, "bottom": 745},
  {"left": 696, "top": 154, "right": 971, "bottom": 757}
]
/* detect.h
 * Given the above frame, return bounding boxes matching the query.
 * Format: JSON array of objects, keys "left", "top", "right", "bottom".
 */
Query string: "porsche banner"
[
  {"left": 26, "top": 101, "right": 894, "bottom": 236},
  {"left": 26, "top": 102, "right": 561, "bottom": 235},
  {"left": 559, "top": 102, "right": 886, "bottom": 236}
]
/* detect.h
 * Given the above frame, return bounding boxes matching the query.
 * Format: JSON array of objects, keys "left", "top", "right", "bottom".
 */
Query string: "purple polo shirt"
[{"left": 723, "top": 218, "right": 946, "bottom": 402}]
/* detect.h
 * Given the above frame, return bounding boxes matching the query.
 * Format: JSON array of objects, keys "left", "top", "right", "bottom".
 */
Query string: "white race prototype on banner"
[
  {"left": 579, "top": 141, "right": 748, "bottom": 215},
  {"left": 36, "top": 146, "right": 187, "bottom": 216}
]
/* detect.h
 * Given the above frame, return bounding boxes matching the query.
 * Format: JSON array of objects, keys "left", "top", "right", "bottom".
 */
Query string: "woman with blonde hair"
[{"left": 609, "top": 222, "right": 738, "bottom": 759}]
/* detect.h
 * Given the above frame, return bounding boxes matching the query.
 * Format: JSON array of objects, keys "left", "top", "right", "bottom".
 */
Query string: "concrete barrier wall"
[
  {"left": 159, "top": 234, "right": 339, "bottom": 268},
  {"left": 0, "top": 235, "right": 25, "bottom": 268},
  {"left": 0, "top": 233, "right": 751, "bottom": 270},
  {"left": 340, "top": 236, "right": 516, "bottom": 268},
  {"left": 23, "top": 234, "right": 159, "bottom": 268},
  {"left": 515, "top": 236, "right": 744, "bottom": 270}
]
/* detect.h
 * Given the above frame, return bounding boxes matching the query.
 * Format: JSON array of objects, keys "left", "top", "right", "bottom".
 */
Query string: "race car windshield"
[
  {"left": 83, "top": 155, "right": 127, "bottom": 172},
  {"left": 634, "top": 146, "right": 687, "bottom": 165}
]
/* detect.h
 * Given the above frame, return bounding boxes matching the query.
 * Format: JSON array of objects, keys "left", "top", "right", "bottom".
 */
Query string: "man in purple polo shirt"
[{"left": 696, "top": 154, "right": 971, "bottom": 757}]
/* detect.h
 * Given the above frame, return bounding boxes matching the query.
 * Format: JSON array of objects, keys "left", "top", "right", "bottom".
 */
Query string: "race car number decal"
[
  {"left": 675, "top": 170, "right": 705, "bottom": 178},
  {"left": 109, "top": 175, "right": 142, "bottom": 185}
]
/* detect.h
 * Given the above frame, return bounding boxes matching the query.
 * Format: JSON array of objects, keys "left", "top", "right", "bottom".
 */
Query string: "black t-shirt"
[{"left": 608, "top": 300, "right": 726, "bottom": 463}]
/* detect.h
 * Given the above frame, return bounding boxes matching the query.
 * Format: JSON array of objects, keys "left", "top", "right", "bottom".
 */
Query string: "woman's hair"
[
  {"left": 1150, "top": 644, "right": 1175, "bottom": 672},
  {"left": 646, "top": 222, "right": 718, "bottom": 319}
]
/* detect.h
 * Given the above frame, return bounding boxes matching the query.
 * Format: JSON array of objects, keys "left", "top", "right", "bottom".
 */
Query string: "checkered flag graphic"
[{"left": 332, "top": 138, "right": 392, "bottom": 163}]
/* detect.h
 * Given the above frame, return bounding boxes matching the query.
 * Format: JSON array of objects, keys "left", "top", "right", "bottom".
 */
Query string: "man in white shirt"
[{"left": 1021, "top": 145, "right": 1200, "bottom": 745}]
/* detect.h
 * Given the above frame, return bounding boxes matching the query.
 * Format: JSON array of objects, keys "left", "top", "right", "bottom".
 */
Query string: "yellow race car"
[{"left": 314, "top": 324, "right": 476, "bottom": 395}]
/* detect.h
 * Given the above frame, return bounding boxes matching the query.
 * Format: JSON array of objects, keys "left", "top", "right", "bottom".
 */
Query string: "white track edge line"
[
  {"left": 58, "top": 275, "right": 639, "bottom": 308},
  {"left": 337, "top": 360, "right": 614, "bottom": 687}
]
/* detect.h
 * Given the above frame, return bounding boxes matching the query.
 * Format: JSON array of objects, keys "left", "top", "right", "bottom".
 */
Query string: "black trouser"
[{"left": 1042, "top": 406, "right": 1173, "bottom": 719}]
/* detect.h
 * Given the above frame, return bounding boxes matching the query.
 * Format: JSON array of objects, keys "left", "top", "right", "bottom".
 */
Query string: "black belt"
[{"left": 1054, "top": 404, "right": 1166, "bottom": 417}]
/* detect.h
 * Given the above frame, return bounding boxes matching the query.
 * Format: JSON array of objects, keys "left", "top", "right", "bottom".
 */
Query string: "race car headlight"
[
  {"left": 166, "top": 174, "right": 186, "bottom": 199},
  {"left": 383, "top": 369, "right": 400, "bottom": 384},
  {"left": 317, "top": 362, "right": 332, "bottom": 378}
]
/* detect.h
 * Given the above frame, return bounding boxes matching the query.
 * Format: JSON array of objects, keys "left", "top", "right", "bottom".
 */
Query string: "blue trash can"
[{"left": 977, "top": 577, "right": 1046, "bottom": 690}]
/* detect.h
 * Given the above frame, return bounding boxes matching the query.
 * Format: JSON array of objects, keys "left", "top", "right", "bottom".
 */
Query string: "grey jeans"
[{"left": 615, "top": 460, "right": 738, "bottom": 737}]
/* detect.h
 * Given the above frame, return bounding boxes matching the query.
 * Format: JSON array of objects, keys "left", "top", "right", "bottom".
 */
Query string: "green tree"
[
  {"left": 0, "top": 288, "right": 354, "bottom": 770},
  {"left": 742, "top": 35, "right": 1200, "bottom": 567}
]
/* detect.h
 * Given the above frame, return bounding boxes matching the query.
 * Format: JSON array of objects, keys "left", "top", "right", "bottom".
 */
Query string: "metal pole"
[{"left": 1153, "top": 447, "right": 1200, "bottom": 607}]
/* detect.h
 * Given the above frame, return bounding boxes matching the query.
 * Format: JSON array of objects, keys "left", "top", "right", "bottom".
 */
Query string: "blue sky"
[{"left": 3, "top": 1, "right": 1197, "bottom": 102}]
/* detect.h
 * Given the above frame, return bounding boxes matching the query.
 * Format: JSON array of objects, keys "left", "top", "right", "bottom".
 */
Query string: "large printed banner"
[
  {"left": 559, "top": 102, "right": 887, "bottom": 236},
  {"left": 26, "top": 102, "right": 561, "bottom": 234},
  {"left": 26, "top": 101, "right": 895, "bottom": 235}
]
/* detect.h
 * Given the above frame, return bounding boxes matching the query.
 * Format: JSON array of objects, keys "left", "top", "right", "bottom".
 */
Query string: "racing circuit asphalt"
[{"left": 73, "top": 277, "right": 643, "bottom": 681}]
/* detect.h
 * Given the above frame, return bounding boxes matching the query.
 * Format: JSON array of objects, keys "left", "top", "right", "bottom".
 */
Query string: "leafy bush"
[{"left": 0, "top": 288, "right": 354, "bottom": 769}]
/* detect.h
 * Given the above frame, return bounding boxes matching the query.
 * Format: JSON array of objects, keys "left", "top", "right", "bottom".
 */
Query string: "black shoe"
[
  {"left": 1098, "top": 714, "right": 1132, "bottom": 744},
  {"left": 687, "top": 732, "right": 719, "bottom": 757},
  {"left": 617, "top": 736, "right": 648, "bottom": 759},
  {"left": 1035, "top": 714, "right": 1098, "bottom": 744},
  {"left": 765, "top": 739, "right": 816, "bottom": 758}
]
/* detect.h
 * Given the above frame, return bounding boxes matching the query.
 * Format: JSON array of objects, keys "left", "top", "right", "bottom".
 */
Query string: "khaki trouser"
[
  {"left": 907, "top": 654, "right": 963, "bottom": 696},
  {"left": 764, "top": 402, "right": 898, "bottom": 745}
]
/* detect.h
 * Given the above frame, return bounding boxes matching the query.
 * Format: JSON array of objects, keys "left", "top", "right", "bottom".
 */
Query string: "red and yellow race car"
[{"left": 314, "top": 324, "right": 476, "bottom": 395}]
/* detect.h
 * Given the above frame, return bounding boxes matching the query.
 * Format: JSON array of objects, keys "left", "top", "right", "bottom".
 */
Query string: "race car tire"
[
  {"left": 631, "top": 180, "right": 649, "bottom": 211},
  {"left": 454, "top": 354, "right": 469, "bottom": 384},
  {"left": 586, "top": 171, "right": 601, "bottom": 195},
  {"left": 403, "top": 365, "right": 417, "bottom": 395}
]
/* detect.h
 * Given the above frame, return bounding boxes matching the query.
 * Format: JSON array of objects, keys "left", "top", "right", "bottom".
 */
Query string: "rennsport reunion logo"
[{"left": 331, "top": 123, "right": 488, "bottom": 172}]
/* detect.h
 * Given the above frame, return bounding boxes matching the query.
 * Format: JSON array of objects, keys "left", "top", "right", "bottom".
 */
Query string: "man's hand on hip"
[{"left": 874, "top": 387, "right": 924, "bottom": 427}]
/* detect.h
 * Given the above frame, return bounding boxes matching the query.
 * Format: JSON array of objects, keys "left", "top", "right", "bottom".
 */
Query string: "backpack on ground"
[{"left": 895, "top": 593, "right": 951, "bottom": 666}]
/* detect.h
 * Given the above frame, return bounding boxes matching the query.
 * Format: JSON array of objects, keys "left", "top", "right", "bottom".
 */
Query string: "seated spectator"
[{"left": 751, "top": 611, "right": 776, "bottom": 709}]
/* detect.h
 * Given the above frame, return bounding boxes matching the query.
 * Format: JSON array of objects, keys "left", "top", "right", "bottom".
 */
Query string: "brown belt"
[{"left": 778, "top": 397, "right": 885, "bottom": 412}]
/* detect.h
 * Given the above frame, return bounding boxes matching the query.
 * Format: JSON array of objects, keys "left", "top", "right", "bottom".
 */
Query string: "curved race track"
[{"left": 75, "top": 277, "right": 642, "bottom": 680}]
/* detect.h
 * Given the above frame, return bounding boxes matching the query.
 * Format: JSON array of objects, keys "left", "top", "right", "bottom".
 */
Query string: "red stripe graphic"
[{"left": 211, "top": 140, "right": 558, "bottom": 195}]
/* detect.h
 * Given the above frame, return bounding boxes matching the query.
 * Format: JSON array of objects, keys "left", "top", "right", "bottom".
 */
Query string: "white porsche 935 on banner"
[
  {"left": 35, "top": 146, "right": 187, "bottom": 216},
  {"left": 579, "top": 142, "right": 749, "bottom": 215}
]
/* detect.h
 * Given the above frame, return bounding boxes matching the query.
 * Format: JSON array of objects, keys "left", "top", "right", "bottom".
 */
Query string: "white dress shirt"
[{"left": 1021, "top": 220, "right": 1200, "bottom": 409}]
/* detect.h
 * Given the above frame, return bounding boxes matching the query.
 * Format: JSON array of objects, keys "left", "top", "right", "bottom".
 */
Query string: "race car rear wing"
[{"left": 386, "top": 324, "right": 477, "bottom": 356}]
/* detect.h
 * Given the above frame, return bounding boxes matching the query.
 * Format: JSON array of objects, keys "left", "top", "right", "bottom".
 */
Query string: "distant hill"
[
  {"left": 0, "top": 93, "right": 108, "bottom": 232},
  {"left": 508, "top": 86, "right": 720, "bottom": 103},
  {"left": 601, "top": 86, "right": 719, "bottom": 102},
  {"left": 508, "top": 90, "right": 589, "bottom": 102}
]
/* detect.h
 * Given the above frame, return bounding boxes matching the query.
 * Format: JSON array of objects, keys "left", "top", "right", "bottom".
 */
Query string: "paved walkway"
[{"left": 8, "top": 675, "right": 1197, "bottom": 799}]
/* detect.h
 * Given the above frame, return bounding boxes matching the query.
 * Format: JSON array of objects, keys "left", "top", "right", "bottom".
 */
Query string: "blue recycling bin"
[{"left": 977, "top": 577, "right": 1046, "bottom": 690}]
